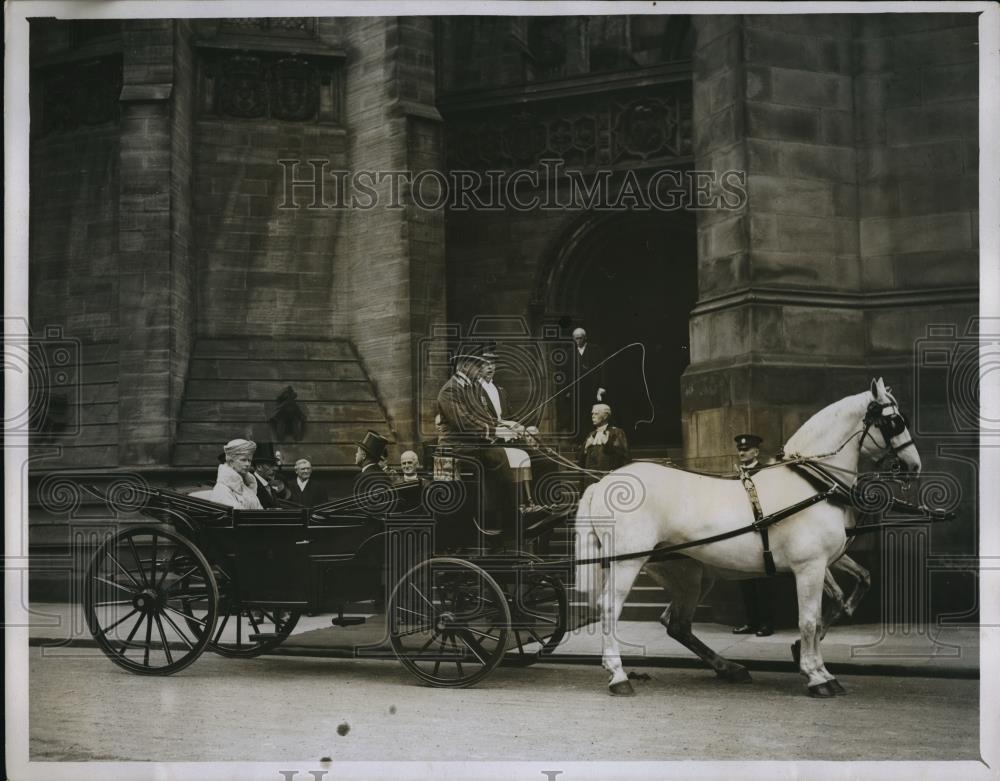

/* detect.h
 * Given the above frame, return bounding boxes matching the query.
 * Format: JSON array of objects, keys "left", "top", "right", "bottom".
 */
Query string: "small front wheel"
[
  {"left": 388, "top": 557, "right": 511, "bottom": 688},
  {"left": 84, "top": 526, "right": 218, "bottom": 675}
]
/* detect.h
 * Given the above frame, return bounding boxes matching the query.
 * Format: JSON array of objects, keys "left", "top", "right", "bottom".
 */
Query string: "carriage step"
[{"left": 331, "top": 615, "right": 367, "bottom": 627}]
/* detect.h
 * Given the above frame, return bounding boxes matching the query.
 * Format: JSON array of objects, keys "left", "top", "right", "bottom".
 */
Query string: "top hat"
[
  {"left": 734, "top": 433, "right": 763, "bottom": 450},
  {"left": 357, "top": 430, "right": 390, "bottom": 462},
  {"left": 253, "top": 441, "right": 280, "bottom": 465}
]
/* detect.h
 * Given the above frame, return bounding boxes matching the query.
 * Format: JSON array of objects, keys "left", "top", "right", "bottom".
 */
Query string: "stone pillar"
[
  {"left": 684, "top": 15, "right": 864, "bottom": 469},
  {"left": 117, "top": 21, "right": 193, "bottom": 465},
  {"left": 336, "top": 17, "right": 448, "bottom": 451}
]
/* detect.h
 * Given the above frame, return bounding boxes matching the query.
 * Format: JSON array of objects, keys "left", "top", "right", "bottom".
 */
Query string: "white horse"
[{"left": 575, "top": 378, "right": 920, "bottom": 697}]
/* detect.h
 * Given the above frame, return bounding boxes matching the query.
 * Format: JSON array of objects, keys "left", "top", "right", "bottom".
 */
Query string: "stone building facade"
[{"left": 28, "top": 14, "right": 980, "bottom": 622}]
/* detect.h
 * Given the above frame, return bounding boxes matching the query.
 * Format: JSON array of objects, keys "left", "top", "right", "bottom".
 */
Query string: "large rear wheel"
[
  {"left": 388, "top": 557, "right": 511, "bottom": 688},
  {"left": 84, "top": 526, "right": 218, "bottom": 675}
]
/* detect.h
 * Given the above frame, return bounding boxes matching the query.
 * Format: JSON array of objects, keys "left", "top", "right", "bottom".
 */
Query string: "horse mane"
[{"left": 783, "top": 391, "right": 871, "bottom": 457}]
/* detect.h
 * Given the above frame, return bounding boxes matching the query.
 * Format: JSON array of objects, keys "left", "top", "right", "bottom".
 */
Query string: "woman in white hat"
[{"left": 209, "top": 438, "right": 264, "bottom": 510}]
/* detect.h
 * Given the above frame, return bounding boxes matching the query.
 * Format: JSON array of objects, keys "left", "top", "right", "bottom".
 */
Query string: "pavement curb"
[{"left": 28, "top": 636, "right": 979, "bottom": 679}]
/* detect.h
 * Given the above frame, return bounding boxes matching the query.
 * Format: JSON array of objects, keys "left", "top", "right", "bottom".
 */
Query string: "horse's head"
[{"left": 861, "top": 378, "right": 922, "bottom": 476}]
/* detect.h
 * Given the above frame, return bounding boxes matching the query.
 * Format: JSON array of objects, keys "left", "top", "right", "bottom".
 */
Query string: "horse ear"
[{"left": 870, "top": 378, "right": 878, "bottom": 398}]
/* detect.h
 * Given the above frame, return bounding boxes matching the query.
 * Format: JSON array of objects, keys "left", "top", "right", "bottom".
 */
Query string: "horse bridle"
[{"left": 861, "top": 400, "right": 916, "bottom": 469}]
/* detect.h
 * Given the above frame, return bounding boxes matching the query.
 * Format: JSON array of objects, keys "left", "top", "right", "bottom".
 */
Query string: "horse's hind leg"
[
  {"left": 646, "top": 560, "right": 751, "bottom": 684},
  {"left": 835, "top": 554, "right": 871, "bottom": 618},
  {"left": 600, "top": 557, "right": 647, "bottom": 696}
]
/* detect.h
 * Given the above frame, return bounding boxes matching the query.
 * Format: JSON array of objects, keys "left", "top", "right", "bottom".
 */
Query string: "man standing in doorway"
[{"left": 560, "top": 327, "right": 608, "bottom": 441}]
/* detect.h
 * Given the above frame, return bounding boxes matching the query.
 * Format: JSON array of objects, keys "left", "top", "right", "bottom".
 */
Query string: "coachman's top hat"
[
  {"left": 357, "top": 430, "right": 390, "bottom": 462},
  {"left": 734, "top": 433, "right": 763, "bottom": 450}
]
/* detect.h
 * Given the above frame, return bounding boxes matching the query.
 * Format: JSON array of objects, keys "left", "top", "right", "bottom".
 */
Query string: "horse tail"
[{"left": 574, "top": 481, "right": 603, "bottom": 617}]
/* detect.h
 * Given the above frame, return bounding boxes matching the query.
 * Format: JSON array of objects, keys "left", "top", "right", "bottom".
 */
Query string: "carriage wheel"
[
  {"left": 84, "top": 526, "right": 218, "bottom": 676},
  {"left": 179, "top": 568, "right": 301, "bottom": 658},
  {"left": 388, "top": 557, "right": 512, "bottom": 688},
  {"left": 503, "top": 572, "right": 568, "bottom": 666}
]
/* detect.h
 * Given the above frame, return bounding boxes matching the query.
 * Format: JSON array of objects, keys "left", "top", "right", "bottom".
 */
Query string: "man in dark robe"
[{"left": 580, "top": 403, "right": 630, "bottom": 472}]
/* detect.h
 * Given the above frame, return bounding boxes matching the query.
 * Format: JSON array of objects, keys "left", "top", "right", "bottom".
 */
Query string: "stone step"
[
  {"left": 188, "top": 358, "right": 366, "bottom": 381},
  {"left": 176, "top": 421, "right": 391, "bottom": 444},
  {"left": 180, "top": 400, "right": 386, "bottom": 423},
  {"left": 183, "top": 379, "right": 376, "bottom": 402},
  {"left": 194, "top": 338, "right": 355, "bottom": 361}
]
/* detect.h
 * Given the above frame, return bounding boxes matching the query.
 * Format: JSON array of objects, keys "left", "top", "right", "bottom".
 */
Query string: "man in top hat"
[
  {"left": 286, "top": 457, "right": 328, "bottom": 507},
  {"left": 210, "top": 438, "right": 264, "bottom": 510},
  {"left": 436, "top": 349, "right": 523, "bottom": 533},
  {"left": 732, "top": 432, "right": 775, "bottom": 637},
  {"left": 251, "top": 442, "right": 288, "bottom": 508},
  {"left": 353, "top": 430, "right": 397, "bottom": 514}
]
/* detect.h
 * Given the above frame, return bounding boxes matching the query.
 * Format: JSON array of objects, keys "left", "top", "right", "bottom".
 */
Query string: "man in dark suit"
[
  {"left": 559, "top": 327, "right": 608, "bottom": 440},
  {"left": 732, "top": 433, "right": 775, "bottom": 637},
  {"left": 286, "top": 457, "right": 329, "bottom": 507},
  {"left": 250, "top": 442, "right": 288, "bottom": 508},
  {"left": 436, "top": 351, "right": 521, "bottom": 534}
]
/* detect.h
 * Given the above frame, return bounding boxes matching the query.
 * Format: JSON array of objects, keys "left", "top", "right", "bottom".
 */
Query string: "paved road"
[{"left": 29, "top": 650, "right": 979, "bottom": 762}]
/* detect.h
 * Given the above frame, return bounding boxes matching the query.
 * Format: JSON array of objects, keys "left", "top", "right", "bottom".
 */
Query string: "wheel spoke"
[
  {"left": 166, "top": 567, "right": 199, "bottom": 592},
  {"left": 95, "top": 608, "right": 139, "bottom": 638},
  {"left": 154, "top": 613, "right": 173, "bottom": 665},
  {"left": 246, "top": 611, "right": 262, "bottom": 635},
  {"left": 155, "top": 547, "right": 178, "bottom": 589},
  {"left": 408, "top": 581, "right": 437, "bottom": 611},
  {"left": 92, "top": 575, "right": 137, "bottom": 596},
  {"left": 165, "top": 604, "right": 207, "bottom": 627},
  {"left": 159, "top": 608, "right": 195, "bottom": 650},
  {"left": 394, "top": 623, "right": 436, "bottom": 638},
  {"left": 526, "top": 628, "right": 546, "bottom": 645},
  {"left": 107, "top": 552, "right": 142, "bottom": 589},
  {"left": 127, "top": 536, "right": 151, "bottom": 588},
  {"left": 236, "top": 611, "right": 242, "bottom": 646},
  {"left": 142, "top": 614, "right": 153, "bottom": 666},
  {"left": 150, "top": 533, "right": 158, "bottom": 591},
  {"left": 453, "top": 628, "right": 488, "bottom": 665},
  {"left": 93, "top": 599, "right": 135, "bottom": 607},
  {"left": 117, "top": 613, "right": 146, "bottom": 656}
]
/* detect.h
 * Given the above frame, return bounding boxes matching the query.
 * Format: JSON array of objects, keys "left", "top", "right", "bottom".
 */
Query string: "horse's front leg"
[
  {"left": 600, "top": 558, "right": 646, "bottom": 696},
  {"left": 793, "top": 561, "right": 843, "bottom": 697}
]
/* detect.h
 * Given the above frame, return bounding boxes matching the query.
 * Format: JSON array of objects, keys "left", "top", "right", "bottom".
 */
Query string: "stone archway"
[{"left": 535, "top": 210, "right": 697, "bottom": 450}]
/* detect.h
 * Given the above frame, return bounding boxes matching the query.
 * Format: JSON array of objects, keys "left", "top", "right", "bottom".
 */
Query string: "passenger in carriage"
[
  {"left": 731, "top": 433, "right": 775, "bottom": 637},
  {"left": 250, "top": 442, "right": 289, "bottom": 508},
  {"left": 580, "top": 403, "right": 630, "bottom": 472},
  {"left": 209, "top": 438, "right": 264, "bottom": 510},
  {"left": 287, "top": 457, "right": 329, "bottom": 506},
  {"left": 396, "top": 450, "right": 429, "bottom": 489},
  {"left": 353, "top": 430, "right": 395, "bottom": 502}
]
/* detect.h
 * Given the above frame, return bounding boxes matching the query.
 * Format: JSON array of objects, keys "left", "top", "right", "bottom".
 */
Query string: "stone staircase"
[{"left": 173, "top": 338, "right": 394, "bottom": 467}]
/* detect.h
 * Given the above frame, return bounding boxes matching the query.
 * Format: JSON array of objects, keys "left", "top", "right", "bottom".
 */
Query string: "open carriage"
[{"left": 81, "top": 455, "right": 577, "bottom": 688}]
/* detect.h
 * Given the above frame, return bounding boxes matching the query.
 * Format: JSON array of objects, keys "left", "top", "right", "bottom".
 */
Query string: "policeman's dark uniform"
[{"left": 732, "top": 433, "right": 775, "bottom": 637}]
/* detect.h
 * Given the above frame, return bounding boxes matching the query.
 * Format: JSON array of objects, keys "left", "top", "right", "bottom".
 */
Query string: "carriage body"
[{"left": 82, "top": 459, "right": 574, "bottom": 686}]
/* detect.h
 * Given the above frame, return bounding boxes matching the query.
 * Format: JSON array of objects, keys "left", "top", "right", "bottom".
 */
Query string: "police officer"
[{"left": 732, "top": 433, "right": 775, "bottom": 637}]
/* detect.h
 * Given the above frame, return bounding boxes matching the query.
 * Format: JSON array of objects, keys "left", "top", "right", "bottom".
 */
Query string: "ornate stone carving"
[
  {"left": 218, "top": 55, "right": 267, "bottom": 118},
  {"left": 223, "top": 18, "right": 317, "bottom": 37},
  {"left": 445, "top": 87, "right": 692, "bottom": 171},
  {"left": 199, "top": 50, "right": 340, "bottom": 124}
]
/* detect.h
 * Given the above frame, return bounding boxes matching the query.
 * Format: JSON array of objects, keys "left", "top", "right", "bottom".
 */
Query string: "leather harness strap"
[{"left": 738, "top": 467, "right": 776, "bottom": 576}]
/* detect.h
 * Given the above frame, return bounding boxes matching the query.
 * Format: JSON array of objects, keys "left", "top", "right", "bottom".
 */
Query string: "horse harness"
[{"left": 737, "top": 464, "right": 776, "bottom": 576}]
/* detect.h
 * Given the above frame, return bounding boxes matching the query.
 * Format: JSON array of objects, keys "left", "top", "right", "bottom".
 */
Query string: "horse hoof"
[
  {"left": 808, "top": 682, "right": 837, "bottom": 698},
  {"left": 790, "top": 641, "right": 801, "bottom": 666},
  {"left": 609, "top": 680, "right": 635, "bottom": 696},
  {"left": 717, "top": 665, "right": 752, "bottom": 684},
  {"left": 827, "top": 678, "right": 846, "bottom": 695}
]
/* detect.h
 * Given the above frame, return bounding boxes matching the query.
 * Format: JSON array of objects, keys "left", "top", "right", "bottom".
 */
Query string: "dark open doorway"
[{"left": 542, "top": 210, "right": 697, "bottom": 450}]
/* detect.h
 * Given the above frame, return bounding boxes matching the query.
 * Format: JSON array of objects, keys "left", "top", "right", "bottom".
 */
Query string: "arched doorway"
[{"left": 539, "top": 210, "right": 697, "bottom": 450}]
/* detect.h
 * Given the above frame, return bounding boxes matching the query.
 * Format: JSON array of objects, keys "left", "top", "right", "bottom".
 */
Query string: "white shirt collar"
[{"left": 297, "top": 477, "right": 308, "bottom": 489}]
